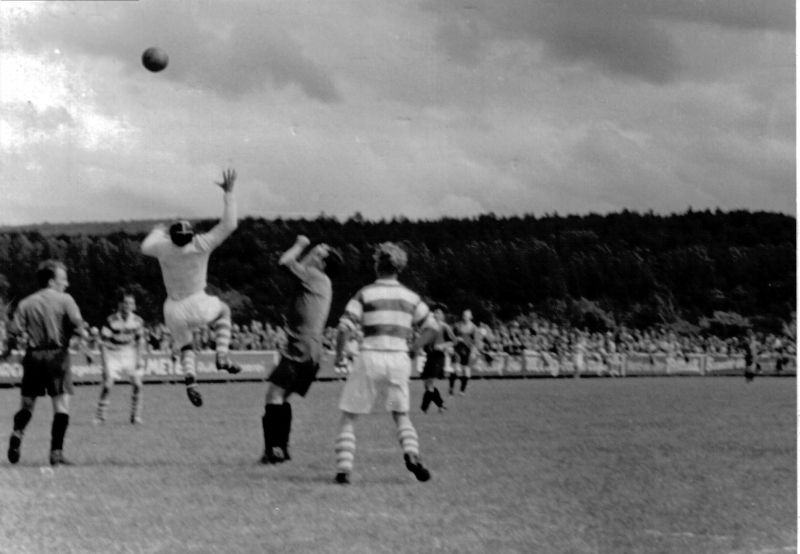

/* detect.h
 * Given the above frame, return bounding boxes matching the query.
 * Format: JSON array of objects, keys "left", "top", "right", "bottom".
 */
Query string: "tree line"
[{"left": 0, "top": 208, "right": 794, "bottom": 335}]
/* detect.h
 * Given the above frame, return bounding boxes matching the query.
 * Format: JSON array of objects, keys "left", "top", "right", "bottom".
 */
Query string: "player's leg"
[
  {"left": 48, "top": 350, "right": 74, "bottom": 465},
  {"left": 94, "top": 352, "right": 115, "bottom": 424},
  {"left": 386, "top": 354, "right": 430, "bottom": 482},
  {"left": 421, "top": 378, "right": 434, "bottom": 413},
  {"left": 130, "top": 371, "right": 144, "bottom": 425},
  {"left": 334, "top": 411, "right": 358, "bottom": 484},
  {"left": 49, "top": 393, "right": 72, "bottom": 466},
  {"left": 392, "top": 411, "right": 431, "bottom": 482},
  {"left": 8, "top": 395, "right": 36, "bottom": 464},
  {"left": 459, "top": 352, "right": 472, "bottom": 395},
  {"left": 165, "top": 301, "right": 203, "bottom": 407},
  {"left": 334, "top": 353, "right": 377, "bottom": 484},
  {"left": 261, "top": 382, "right": 290, "bottom": 464},
  {"left": 448, "top": 364, "right": 459, "bottom": 395},
  {"left": 209, "top": 300, "right": 241, "bottom": 374}
]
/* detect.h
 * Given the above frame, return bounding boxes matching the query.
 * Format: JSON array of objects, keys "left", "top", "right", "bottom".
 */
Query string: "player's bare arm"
[{"left": 334, "top": 324, "right": 351, "bottom": 368}]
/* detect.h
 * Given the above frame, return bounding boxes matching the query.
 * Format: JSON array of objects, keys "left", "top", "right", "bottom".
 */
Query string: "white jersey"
[{"left": 141, "top": 193, "right": 237, "bottom": 301}]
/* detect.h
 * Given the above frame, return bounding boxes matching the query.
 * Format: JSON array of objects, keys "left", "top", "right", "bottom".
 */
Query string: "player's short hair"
[
  {"left": 36, "top": 260, "right": 66, "bottom": 289},
  {"left": 118, "top": 289, "right": 136, "bottom": 304},
  {"left": 324, "top": 247, "right": 344, "bottom": 278},
  {"left": 374, "top": 242, "right": 408, "bottom": 274},
  {"left": 170, "top": 220, "right": 194, "bottom": 247}
]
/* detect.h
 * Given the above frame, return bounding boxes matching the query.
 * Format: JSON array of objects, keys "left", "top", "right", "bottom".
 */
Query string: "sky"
[{"left": 0, "top": 0, "right": 795, "bottom": 225}]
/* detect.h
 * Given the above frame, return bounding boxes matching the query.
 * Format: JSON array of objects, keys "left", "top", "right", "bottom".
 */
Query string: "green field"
[{"left": 0, "top": 377, "right": 795, "bottom": 554}]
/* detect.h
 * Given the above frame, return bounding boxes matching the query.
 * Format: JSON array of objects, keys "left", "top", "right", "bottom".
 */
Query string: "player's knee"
[
  {"left": 52, "top": 396, "right": 69, "bottom": 414},
  {"left": 265, "top": 385, "right": 285, "bottom": 404}
]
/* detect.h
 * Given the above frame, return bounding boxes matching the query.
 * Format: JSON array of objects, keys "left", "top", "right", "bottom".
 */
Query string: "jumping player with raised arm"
[
  {"left": 141, "top": 168, "right": 241, "bottom": 408},
  {"left": 332, "top": 242, "right": 436, "bottom": 485},
  {"left": 260, "top": 235, "right": 343, "bottom": 464}
]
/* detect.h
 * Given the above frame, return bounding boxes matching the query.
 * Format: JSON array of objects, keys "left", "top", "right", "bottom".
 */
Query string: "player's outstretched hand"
[
  {"left": 216, "top": 168, "right": 237, "bottom": 193},
  {"left": 296, "top": 235, "right": 311, "bottom": 248}
]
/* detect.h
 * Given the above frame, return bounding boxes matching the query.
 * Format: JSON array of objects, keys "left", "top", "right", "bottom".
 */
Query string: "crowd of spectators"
[{"left": 0, "top": 314, "right": 794, "bottom": 362}]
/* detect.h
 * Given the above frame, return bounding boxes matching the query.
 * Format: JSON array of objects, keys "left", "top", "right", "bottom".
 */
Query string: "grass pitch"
[{"left": 0, "top": 377, "right": 795, "bottom": 554}]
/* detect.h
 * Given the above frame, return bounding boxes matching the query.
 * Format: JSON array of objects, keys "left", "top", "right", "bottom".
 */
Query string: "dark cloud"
[
  {"left": 423, "top": 0, "right": 792, "bottom": 84},
  {"left": 15, "top": 3, "right": 341, "bottom": 102}
]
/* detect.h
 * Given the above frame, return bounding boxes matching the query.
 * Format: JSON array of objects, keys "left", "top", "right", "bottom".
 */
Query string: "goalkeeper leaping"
[{"left": 141, "top": 168, "right": 241, "bottom": 407}]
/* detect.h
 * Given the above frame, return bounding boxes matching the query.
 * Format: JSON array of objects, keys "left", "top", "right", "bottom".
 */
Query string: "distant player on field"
[
  {"left": 742, "top": 331, "right": 759, "bottom": 383},
  {"left": 450, "top": 309, "right": 480, "bottom": 395},
  {"left": 260, "top": 235, "right": 342, "bottom": 464},
  {"left": 4, "top": 260, "right": 90, "bottom": 466},
  {"left": 141, "top": 168, "right": 242, "bottom": 408},
  {"left": 93, "top": 291, "right": 147, "bottom": 425},
  {"left": 420, "top": 305, "right": 454, "bottom": 413},
  {"left": 332, "top": 242, "right": 435, "bottom": 485}
]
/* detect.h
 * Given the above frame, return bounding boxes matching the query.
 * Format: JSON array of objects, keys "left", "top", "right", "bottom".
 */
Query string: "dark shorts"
[
  {"left": 454, "top": 343, "right": 472, "bottom": 366},
  {"left": 21, "top": 349, "right": 72, "bottom": 398},
  {"left": 268, "top": 355, "right": 320, "bottom": 398},
  {"left": 421, "top": 350, "right": 446, "bottom": 380}
]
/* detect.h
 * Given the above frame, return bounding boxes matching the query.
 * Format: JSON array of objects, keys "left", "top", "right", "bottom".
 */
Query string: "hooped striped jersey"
[
  {"left": 339, "top": 278, "right": 434, "bottom": 352},
  {"left": 101, "top": 311, "right": 146, "bottom": 351}
]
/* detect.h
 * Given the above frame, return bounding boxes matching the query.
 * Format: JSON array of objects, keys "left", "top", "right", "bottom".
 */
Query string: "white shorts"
[
  {"left": 338, "top": 351, "right": 411, "bottom": 414},
  {"left": 164, "top": 291, "right": 224, "bottom": 348},
  {"left": 103, "top": 347, "right": 142, "bottom": 382}
]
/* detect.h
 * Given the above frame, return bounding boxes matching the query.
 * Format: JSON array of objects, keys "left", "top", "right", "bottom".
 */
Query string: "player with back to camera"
[
  {"left": 141, "top": 168, "right": 242, "bottom": 408},
  {"left": 450, "top": 309, "right": 480, "bottom": 395},
  {"left": 93, "top": 291, "right": 147, "bottom": 425},
  {"left": 332, "top": 242, "right": 437, "bottom": 485},
  {"left": 420, "top": 305, "right": 454, "bottom": 413},
  {"left": 259, "top": 235, "right": 343, "bottom": 464},
  {"left": 4, "top": 260, "right": 91, "bottom": 466}
]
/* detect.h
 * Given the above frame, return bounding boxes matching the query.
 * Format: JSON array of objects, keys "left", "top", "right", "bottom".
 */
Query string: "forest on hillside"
[{"left": 0, "top": 209, "right": 794, "bottom": 335}]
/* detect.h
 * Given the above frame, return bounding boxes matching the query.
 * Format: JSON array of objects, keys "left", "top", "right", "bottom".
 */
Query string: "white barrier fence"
[{"left": 0, "top": 350, "right": 793, "bottom": 385}]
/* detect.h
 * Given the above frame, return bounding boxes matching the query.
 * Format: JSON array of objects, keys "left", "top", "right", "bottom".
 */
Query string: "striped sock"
[
  {"left": 181, "top": 348, "right": 197, "bottom": 380},
  {"left": 396, "top": 417, "right": 420, "bottom": 457},
  {"left": 96, "top": 388, "right": 110, "bottom": 421},
  {"left": 130, "top": 385, "right": 142, "bottom": 422},
  {"left": 335, "top": 428, "right": 356, "bottom": 474},
  {"left": 213, "top": 315, "right": 232, "bottom": 355}
]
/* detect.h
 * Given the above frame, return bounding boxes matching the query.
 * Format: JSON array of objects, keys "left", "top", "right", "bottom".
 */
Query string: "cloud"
[
  {"left": 423, "top": 0, "right": 792, "bottom": 84},
  {"left": 0, "top": 0, "right": 793, "bottom": 226},
  {"left": 11, "top": 1, "right": 341, "bottom": 102}
]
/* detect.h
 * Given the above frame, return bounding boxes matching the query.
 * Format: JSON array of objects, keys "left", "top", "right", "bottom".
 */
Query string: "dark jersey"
[{"left": 282, "top": 260, "right": 332, "bottom": 363}]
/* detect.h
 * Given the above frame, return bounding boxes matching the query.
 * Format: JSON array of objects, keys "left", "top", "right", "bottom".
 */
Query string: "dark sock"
[
  {"left": 460, "top": 376, "right": 469, "bottom": 392},
  {"left": 280, "top": 402, "right": 293, "bottom": 451},
  {"left": 421, "top": 390, "right": 432, "bottom": 411},
  {"left": 432, "top": 388, "right": 444, "bottom": 408},
  {"left": 263, "top": 404, "right": 280, "bottom": 451},
  {"left": 13, "top": 408, "right": 32, "bottom": 434},
  {"left": 50, "top": 413, "right": 69, "bottom": 452},
  {"left": 185, "top": 374, "right": 196, "bottom": 386},
  {"left": 448, "top": 374, "right": 457, "bottom": 391}
]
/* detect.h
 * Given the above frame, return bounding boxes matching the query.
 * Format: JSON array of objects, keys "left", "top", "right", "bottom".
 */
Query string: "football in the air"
[{"left": 142, "top": 47, "right": 169, "bottom": 72}]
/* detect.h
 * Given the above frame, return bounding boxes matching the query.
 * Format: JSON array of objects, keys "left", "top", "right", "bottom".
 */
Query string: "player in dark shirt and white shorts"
[
  {"left": 420, "top": 306, "right": 454, "bottom": 413},
  {"left": 260, "top": 235, "right": 343, "bottom": 464}
]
